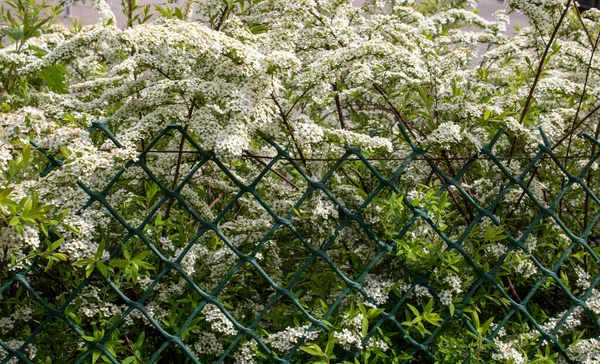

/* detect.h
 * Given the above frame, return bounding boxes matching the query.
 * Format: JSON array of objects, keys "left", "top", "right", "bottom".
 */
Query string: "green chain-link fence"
[{"left": 1, "top": 121, "right": 599, "bottom": 363}]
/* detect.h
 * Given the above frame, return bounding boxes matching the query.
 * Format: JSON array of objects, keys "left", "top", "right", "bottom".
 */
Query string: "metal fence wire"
[{"left": 1, "top": 121, "right": 599, "bottom": 363}]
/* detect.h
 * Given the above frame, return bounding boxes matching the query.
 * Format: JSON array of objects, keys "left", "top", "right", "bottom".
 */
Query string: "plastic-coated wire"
[{"left": 1, "top": 120, "right": 599, "bottom": 364}]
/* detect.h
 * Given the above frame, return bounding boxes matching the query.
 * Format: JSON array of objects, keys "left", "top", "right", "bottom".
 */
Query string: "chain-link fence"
[{"left": 1, "top": 121, "right": 599, "bottom": 363}]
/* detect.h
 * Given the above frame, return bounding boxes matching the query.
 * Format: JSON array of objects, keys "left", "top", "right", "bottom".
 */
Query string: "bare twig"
[
  {"left": 505, "top": 276, "right": 522, "bottom": 304},
  {"left": 518, "top": 0, "right": 571, "bottom": 125},
  {"left": 332, "top": 82, "right": 346, "bottom": 129},
  {"left": 214, "top": 2, "right": 230, "bottom": 31},
  {"left": 209, "top": 194, "right": 224, "bottom": 209},
  {"left": 270, "top": 93, "right": 308, "bottom": 168},
  {"left": 245, "top": 151, "right": 301, "bottom": 191}
]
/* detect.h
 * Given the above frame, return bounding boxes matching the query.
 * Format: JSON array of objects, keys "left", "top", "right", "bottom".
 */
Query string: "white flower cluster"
[
  {"left": 232, "top": 341, "right": 257, "bottom": 364},
  {"left": 514, "top": 256, "right": 537, "bottom": 279},
  {"left": 192, "top": 332, "right": 223, "bottom": 356},
  {"left": 0, "top": 307, "right": 32, "bottom": 335},
  {"left": 363, "top": 275, "right": 394, "bottom": 306},
  {"left": 560, "top": 337, "right": 600, "bottom": 364},
  {"left": 427, "top": 121, "right": 463, "bottom": 145},
  {"left": 492, "top": 337, "right": 526, "bottom": 364},
  {"left": 575, "top": 266, "right": 591, "bottom": 290},
  {"left": 313, "top": 197, "right": 339, "bottom": 221},
  {"left": 263, "top": 325, "right": 318, "bottom": 352},
  {"left": 333, "top": 312, "right": 366, "bottom": 350},
  {"left": 74, "top": 286, "right": 123, "bottom": 320},
  {"left": 334, "top": 327, "right": 364, "bottom": 351},
  {"left": 439, "top": 274, "right": 463, "bottom": 306},
  {"left": 412, "top": 284, "right": 432, "bottom": 300},
  {"left": 202, "top": 304, "right": 237, "bottom": 336},
  {"left": 587, "top": 289, "right": 600, "bottom": 316},
  {"left": 293, "top": 118, "right": 325, "bottom": 148},
  {"left": 0, "top": 340, "right": 37, "bottom": 364}
]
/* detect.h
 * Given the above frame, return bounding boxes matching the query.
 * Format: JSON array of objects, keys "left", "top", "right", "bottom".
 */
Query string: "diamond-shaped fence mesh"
[{"left": 1, "top": 121, "right": 599, "bottom": 363}]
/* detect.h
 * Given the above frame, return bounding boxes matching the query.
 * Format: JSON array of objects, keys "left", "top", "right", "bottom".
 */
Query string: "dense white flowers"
[
  {"left": 193, "top": 332, "right": 223, "bottom": 356},
  {"left": 363, "top": 275, "right": 394, "bottom": 305},
  {"left": 264, "top": 325, "right": 319, "bottom": 352},
  {"left": 203, "top": 304, "right": 238, "bottom": 336},
  {"left": 492, "top": 338, "right": 526, "bottom": 364},
  {"left": 0, "top": 340, "right": 37, "bottom": 364},
  {"left": 560, "top": 338, "right": 600, "bottom": 364},
  {"left": 427, "top": 121, "right": 463, "bottom": 145}
]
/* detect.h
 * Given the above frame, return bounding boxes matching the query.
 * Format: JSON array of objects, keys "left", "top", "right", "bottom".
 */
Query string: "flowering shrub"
[{"left": 1, "top": 0, "right": 600, "bottom": 363}]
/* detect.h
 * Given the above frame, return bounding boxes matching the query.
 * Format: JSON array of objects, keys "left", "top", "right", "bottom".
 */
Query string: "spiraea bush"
[{"left": 1, "top": 0, "right": 600, "bottom": 362}]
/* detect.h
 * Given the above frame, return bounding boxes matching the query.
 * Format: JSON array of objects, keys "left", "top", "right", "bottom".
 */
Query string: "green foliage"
[
  {"left": 0, "top": 0, "right": 61, "bottom": 103},
  {"left": 0, "top": 146, "right": 77, "bottom": 275}
]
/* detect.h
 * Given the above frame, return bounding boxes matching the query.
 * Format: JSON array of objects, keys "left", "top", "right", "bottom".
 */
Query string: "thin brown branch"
[
  {"left": 505, "top": 276, "right": 522, "bottom": 304},
  {"left": 245, "top": 151, "right": 301, "bottom": 191},
  {"left": 332, "top": 82, "right": 346, "bottom": 129},
  {"left": 558, "top": 26, "right": 600, "bottom": 216},
  {"left": 285, "top": 86, "right": 314, "bottom": 119},
  {"left": 162, "top": 101, "right": 195, "bottom": 231},
  {"left": 552, "top": 102, "right": 600, "bottom": 149},
  {"left": 270, "top": 93, "right": 308, "bottom": 168},
  {"left": 209, "top": 194, "right": 224, "bottom": 209},
  {"left": 214, "top": 2, "right": 230, "bottom": 31},
  {"left": 372, "top": 83, "right": 421, "bottom": 142},
  {"left": 583, "top": 115, "right": 600, "bottom": 272},
  {"left": 502, "top": 0, "right": 572, "bottom": 198},
  {"left": 519, "top": 0, "right": 571, "bottom": 125}
]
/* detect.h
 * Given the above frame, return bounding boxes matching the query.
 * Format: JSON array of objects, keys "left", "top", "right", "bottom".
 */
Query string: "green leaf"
[
  {"left": 154, "top": 3, "right": 173, "bottom": 18},
  {"left": 86, "top": 263, "right": 94, "bottom": 278},
  {"left": 56, "top": 208, "right": 71, "bottom": 221},
  {"left": 105, "top": 342, "right": 117, "bottom": 357},
  {"left": 123, "top": 246, "right": 131, "bottom": 260},
  {"left": 110, "top": 259, "right": 130, "bottom": 269},
  {"left": 0, "top": 188, "right": 14, "bottom": 201},
  {"left": 472, "top": 310, "right": 480, "bottom": 329},
  {"left": 94, "top": 240, "right": 106, "bottom": 260},
  {"left": 92, "top": 350, "right": 101, "bottom": 364},
  {"left": 50, "top": 237, "right": 64, "bottom": 251},
  {"left": 39, "top": 64, "right": 69, "bottom": 94},
  {"left": 0, "top": 27, "right": 23, "bottom": 41},
  {"left": 406, "top": 303, "right": 420, "bottom": 317},
  {"left": 22, "top": 144, "right": 31, "bottom": 164},
  {"left": 63, "top": 224, "right": 81, "bottom": 235},
  {"left": 40, "top": 222, "right": 48, "bottom": 237},
  {"left": 362, "top": 316, "right": 369, "bottom": 338},
  {"left": 134, "top": 250, "right": 151, "bottom": 261},
  {"left": 424, "top": 298, "right": 434, "bottom": 313},
  {"left": 325, "top": 334, "right": 336, "bottom": 355},
  {"left": 121, "top": 357, "right": 135, "bottom": 364},
  {"left": 96, "top": 261, "right": 109, "bottom": 277},
  {"left": 251, "top": 24, "right": 268, "bottom": 34},
  {"left": 321, "top": 320, "right": 333, "bottom": 327},
  {"left": 134, "top": 332, "right": 145, "bottom": 348},
  {"left": 480, "top": 317, "right": 495, "bottom": 334},
  {"left": 300, "top": 344, "right": 325, "bottom": 357}
]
